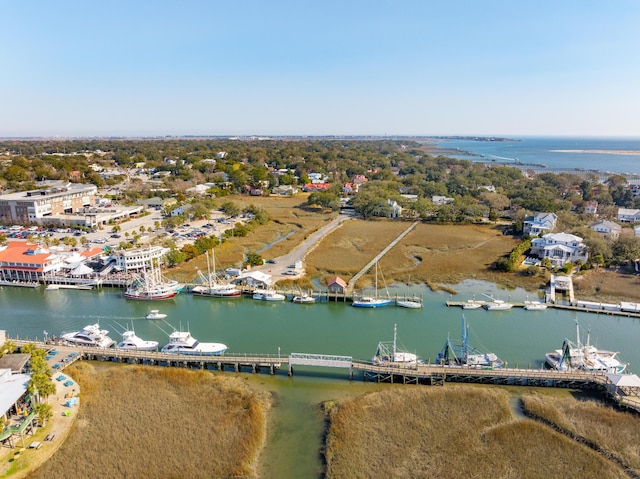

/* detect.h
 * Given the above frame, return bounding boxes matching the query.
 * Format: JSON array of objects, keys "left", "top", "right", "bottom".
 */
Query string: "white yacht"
[
  {"left": 292, "top": 293, "right": 316, "bottom": 304},
  {"left": 116, "top": 330, "right": 159, "bottom": 351},
  {"left": 145, "top": 310, "right": 167, "bottom": 320},
  {"left": 61, "top": 324, "right": 115, "bottom": 348},
  {"left": 524, "top": 300, "right": 548, "bottom": 311},
  {"left": 482, "top": 294, "right": 513, "bottom": 311},
  {"left": 253, "top": 289, "right": 286, "bottom": 301},
  {"left": 396, "top": 298, "right": 422, "bottom": 309},
  {"left": 161, "top": 331, "right": 227, "bottom": 356}
]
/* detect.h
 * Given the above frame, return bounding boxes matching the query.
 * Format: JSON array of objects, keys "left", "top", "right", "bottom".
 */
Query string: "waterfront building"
[
  {"left": 0, "top": 181, "right": 97, "bottom": 226},
  {"left": 110, "top": 246, "right": 169, "bottom": 273},
  {"left": 530, "top": 232, "right": 588, "bottom": 268},
  {"left": 0, "top": 242, "right": 64, "bottom": 282},
  {"left": 523, "top": 212, "right": 558, "bottom": 236},
  {"left": 327, "top": 276, "right": 347, "bottom": 294}
]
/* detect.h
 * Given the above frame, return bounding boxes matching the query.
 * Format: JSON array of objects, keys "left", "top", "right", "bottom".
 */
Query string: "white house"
[
  {"left": 583, "top": 201, "right": 598, "bottom": 215},
  {"left": 523, "top": 212, "right": 558, "bottom": 236},
  {"left": 589, "top": 220, "right": 621, "bottom": 240},
  {"left": 431, "top": 195, "right": 454, "bottom": 205},
  {"left": 635, "top": 225, "right": 640, "bottom": 237},
  {"left": 530, "top": 232, "right": 588, "bottom": 268},
  {"left": 111, "top": 246, "right": 169, "bottom": 273},
  {"left": 618, "top": 208, "right": 640, "bottom": 223},
  {"left": 387, "top": 199, "right": 403, "bottom": 218}
]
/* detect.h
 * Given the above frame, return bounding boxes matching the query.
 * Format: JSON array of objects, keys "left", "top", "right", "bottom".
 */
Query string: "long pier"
[{"left": 13, "top": 339, "right": 640, "bottom": 414}]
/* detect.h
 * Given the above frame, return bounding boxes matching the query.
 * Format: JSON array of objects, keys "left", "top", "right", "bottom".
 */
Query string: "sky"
[{"left": 1, "top": 0, "right": 639, "bottom": 138}]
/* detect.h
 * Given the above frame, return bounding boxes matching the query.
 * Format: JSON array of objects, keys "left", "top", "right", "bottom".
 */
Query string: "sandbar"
[{"left": 551, "top": 149, "right": 640, "bottom": 156}]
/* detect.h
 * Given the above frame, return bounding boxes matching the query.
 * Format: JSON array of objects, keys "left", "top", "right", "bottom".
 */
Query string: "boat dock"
[{"left": 13, "top": 339, "right": 640, "bottom": 414}]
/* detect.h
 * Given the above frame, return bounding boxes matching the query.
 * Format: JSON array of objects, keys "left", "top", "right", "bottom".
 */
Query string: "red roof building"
[{"left": 0, "top": 241, "right": 64, "bottom": 282}]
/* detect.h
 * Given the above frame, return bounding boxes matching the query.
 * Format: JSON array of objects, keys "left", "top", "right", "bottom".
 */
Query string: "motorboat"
[
  {"left": 161, "top": 330, "right": 227, "bottom": 356},
  {"left": 253, "top": 289, "right": 286, "bottom": 301},
  {"left": 352, "top": 261, "right": 392, "bottom": 308},
  {"left": 372, "top": 324, "right": 419, "bottom": 368},
  {"left": 192, "top": 250, "right": 242, "bottom": 298},
  {"left": 61, "top": 324, "right": 115, "bottom": 348},
  {"left": 545, "top": 320, "right": 626, "bottom": 374},
  {"left": 437, "top": 315, "right": 504, "bottom": 369},
  {"left": 396, "top": 298, "right": 422, "bottom": 309},
  {"left": 115, "top": 330, "right": 159, "bottom": 351},
  {"left": 524, "top": 300, "right": 548, "bottom": 311},
  {"left": 145, "top": 310, "right": 167, "bottom": 320},
  {"left": 292, "top": 293, "right": 316, "bottom": 304}
]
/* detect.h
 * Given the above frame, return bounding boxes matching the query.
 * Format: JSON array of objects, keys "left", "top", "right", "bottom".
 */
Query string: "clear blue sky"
[{"left": 2, "top": 1, "right": 639, "bottom": 137}]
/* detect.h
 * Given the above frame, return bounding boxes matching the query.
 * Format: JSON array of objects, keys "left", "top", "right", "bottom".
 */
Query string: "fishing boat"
[
  {"left": 292, "top": 292, "right": 316, "bottom": 304},
  {"left": 372, "top": 324, "right": 419, "bottom": 368},
  {"left": 482, "top": 293, "right": 513, "bottom": 311},
  {"left": 145, "top": 309, "right": 167, "bottom": 320},
  {"left": 545, "top": 320, "right": 626, "bottom": 374},
  {"left": 352, "top": 261, "right": 392, "bottom": 308},
  {"left": 191, "top": 250, "right": 242, "bottom": 298},
  {"left": 161, "top": 330, "right": 227, "bottom": 356},
  {"left": 125, "top": 261, "right": 184, "bottom": 301},
  {"left": 115, "top": 330, "right": 159, "bottom": 351},
  {"left": 61, "top": 324, "right": 115, "bottom": 348},
  {"left": 436, "top": 315, "right": 504, "bottom": 368},
  {"left": 253, "top": 289, "right": 286, "bottom": 301}
]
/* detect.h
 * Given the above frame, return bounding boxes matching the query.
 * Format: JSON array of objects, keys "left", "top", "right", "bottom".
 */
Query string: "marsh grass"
[
  {"left": 522, "top": 393, "right": 640, "bottom": 474},
  {"left": 26, "top": 362, "right": 270, "bottom": 479},
  {"left": 324, "top": 386, "right": 627, "bottom": 479}
]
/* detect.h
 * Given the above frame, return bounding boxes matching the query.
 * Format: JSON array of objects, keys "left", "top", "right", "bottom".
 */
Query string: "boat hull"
[{"left": 125, "top": 291, "right": 177, "bottom": 301}]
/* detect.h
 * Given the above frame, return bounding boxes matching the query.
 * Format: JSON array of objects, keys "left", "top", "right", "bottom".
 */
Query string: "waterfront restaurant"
[
  {"left": 0, "top": 242, "right": 63, "bottom": 282},
  {"left": 0, "top": 368, "right": 34, "bottom": 449}
]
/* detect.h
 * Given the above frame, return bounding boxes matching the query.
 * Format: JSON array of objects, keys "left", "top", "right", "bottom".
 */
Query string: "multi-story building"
[
  {"left": 523, "top": 212, "right": 558, "bottom": 236},
  {"left": 111, "top": 246, "right": 168, "bottom": 273},
  {"left": 0, "top": 242, "right": 64, "bottom": 282},
  {"left": 0, "top": 182, "right": 97, "bottom": 225},
  {"left": 530, "top": 232, "right": 588, "bottom": 268}
]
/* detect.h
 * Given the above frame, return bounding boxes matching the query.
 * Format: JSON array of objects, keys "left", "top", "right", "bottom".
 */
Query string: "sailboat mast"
[{"left": 393, "top": 323, "right": 397, "bottom": 356}]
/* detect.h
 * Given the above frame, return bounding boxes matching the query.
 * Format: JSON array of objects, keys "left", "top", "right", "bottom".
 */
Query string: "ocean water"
[{"left": 426, "top": 137, "right": 640, "bottom": 176}]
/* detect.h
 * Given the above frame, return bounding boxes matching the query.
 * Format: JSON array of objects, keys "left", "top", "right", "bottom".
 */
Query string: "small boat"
[
  {"left": 253, "top": 289, "right": 286, "bottom": 301},
  {"left": 524, "top": 300, "right": 547, "bottom": 311},
  {"left": 437, "top": 315, "right": 504, "bottom": 369},
  {"left": 396, "top": 298, "right": 422, "bottom": 309},
  {"left": 372, "top": 324, "right": 419, "bottom": 368},
  {"left": 116, "top": 330, "right": 159, "bottom": 351},
  {"left": 352, "top": 262, "right": 392, "bottom": 308},
  {"left": 61, "top": 324, "right": 115, "bottom": 348},
  {"left": 545, "top": 320, "right": 626, "bottom": 374},
  {"left": 145, "top": 310, "right": 167, "bottom": 320},
  {"left": 161, "top": 330, "right": 227, "bottom": 356},
  {"left": 45, "top": 284, "right": 60, "bottom": 291},
  {"left": 292, "top": 293, "right": 316, "bottom": 304},
  {"left": 462, "top": 297, "right": 485, "bottom": 309},
  {"left": 46, "top": 284, "right": 94, "bottom": 290}
]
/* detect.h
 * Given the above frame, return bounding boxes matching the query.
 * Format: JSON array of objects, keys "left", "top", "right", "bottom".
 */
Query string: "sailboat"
[
  {"left": 482, "top": 293, "right": 513, "bottom": 311},
  {"left": 352, "top": 261, "right": 392, "bottom": 308},
  {"left": 191, "top": 250, "right": 241, "bottom": 298},
  {"left": 436, "top": 315, "right": 504, "bottom": 368},
  {"left": 372, "top": 323, "right": 419, "bottom": 367}
]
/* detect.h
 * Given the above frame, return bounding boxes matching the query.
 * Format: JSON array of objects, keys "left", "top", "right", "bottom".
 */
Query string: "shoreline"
[{"left": 550, "top": 149, "right": 640, "bottom": 156}]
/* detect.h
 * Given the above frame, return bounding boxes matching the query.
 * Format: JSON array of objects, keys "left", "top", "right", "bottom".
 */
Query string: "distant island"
[{"left": 426, "top": 135, "right": 520, "bottom": 142}]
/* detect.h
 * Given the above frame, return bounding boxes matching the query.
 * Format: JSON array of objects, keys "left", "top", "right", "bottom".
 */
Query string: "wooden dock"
[{"left": 13, "top": 339, "right": 640, "bottom": 414}]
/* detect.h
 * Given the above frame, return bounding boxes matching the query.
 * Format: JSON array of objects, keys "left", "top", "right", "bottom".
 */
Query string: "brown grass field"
[
  {"left": 25, "top": 362, "right": 270, "bottom": 479},
  {"left": 168, "top": 195, "right": 640, "bottom": 301},
  {"left": 522, "top": 393, "right": 640, "bottom": 475},
  {"left": 324, "top": 386, "right": 629, "bottom": 479}
]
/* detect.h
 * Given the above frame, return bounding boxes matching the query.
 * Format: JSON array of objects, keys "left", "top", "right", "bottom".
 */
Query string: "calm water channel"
[{"left": 2, "top": 280, "right": 640, "bottom": 478}]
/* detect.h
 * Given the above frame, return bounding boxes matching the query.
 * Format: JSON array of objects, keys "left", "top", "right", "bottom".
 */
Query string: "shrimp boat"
[
  {"left": 125, "top": 261, "right": 184, "bottom": 301},
  {"left": 545, "top": 320, "right": 626, "bottom": 374},
  {"left": 372, "top": 324, "right": 419, "bottom": 368},
  {"left": 436, "top": 315, "right": 504, "bottom": 369},
  {"left": 191, "top": 250, "right": 242, "bottom": 298},
  {"left": 352, "top": 261, "right": 392, "bottom": 308}
]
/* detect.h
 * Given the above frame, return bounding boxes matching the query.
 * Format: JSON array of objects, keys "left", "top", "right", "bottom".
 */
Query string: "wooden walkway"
[
  {"left": 347, "top": 221, "right": 419, "bottom": 294},
  {"left": 13, "top": 339, "right": 640, "bottom": 413}
]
